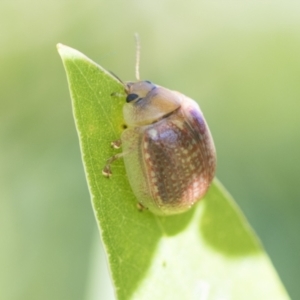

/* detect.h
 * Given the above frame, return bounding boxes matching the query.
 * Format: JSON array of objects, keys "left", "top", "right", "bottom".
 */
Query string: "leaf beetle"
[{"left": 103, "top": 36, "right": 216, "bottom": 215}]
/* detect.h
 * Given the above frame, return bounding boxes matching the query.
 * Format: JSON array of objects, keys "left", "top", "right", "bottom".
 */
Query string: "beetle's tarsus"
[
  {"left": 111, "top": 139, "right": 122, "bottom": 149},
  {"left": 102, "top": 166, "right": 112, "bottom": 177}
]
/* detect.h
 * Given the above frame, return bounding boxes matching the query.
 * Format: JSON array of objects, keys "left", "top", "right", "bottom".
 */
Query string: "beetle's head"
[
  {"left": 125, "top": 80, "right": 156, "bottom": 103},
  {"left": 123, "top": 80, "right": 181, "bottom": 126}
]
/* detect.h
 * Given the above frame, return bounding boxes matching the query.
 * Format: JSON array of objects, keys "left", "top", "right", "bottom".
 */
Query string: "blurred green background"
[{"left": 1, "top": 1, "right": 299, "bottom": 299}]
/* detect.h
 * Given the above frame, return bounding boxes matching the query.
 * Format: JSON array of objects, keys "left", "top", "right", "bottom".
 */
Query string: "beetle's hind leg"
[{"left": 137, "top": 202, "right": 147, "bottom": 212}]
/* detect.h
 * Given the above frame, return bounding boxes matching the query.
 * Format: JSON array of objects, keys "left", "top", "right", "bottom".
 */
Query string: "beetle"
[{"left": 102, "top": 38, "right": 216, "bottom": 215}]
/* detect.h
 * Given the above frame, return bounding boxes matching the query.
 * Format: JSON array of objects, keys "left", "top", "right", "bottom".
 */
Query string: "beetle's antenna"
[
  {"left": 108, "top": 70, "right": 124, "bottom": 85},
  {"left": 135, "top": 33, "right": 141, "bottom": 81}
]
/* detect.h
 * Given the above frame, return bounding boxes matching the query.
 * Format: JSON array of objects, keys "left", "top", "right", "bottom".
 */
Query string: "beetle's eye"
[{"left": 126, "top": 93, "right": 139, "bottom": 103}]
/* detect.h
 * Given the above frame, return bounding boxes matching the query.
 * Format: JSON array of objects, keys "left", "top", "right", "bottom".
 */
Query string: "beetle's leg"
[
  {"left": 102, "top": 152, "right": 125, "bottom": 178},
  {"left": 110, "top": 92, "right": 124, "bottom": 97},
  {"left": 102, "top": 139, "right": 123, "bottom": 177},
  {"left": 111, "top": 139, "right": 122, "bottom": 149},
  {"left": 137, "top": 202, "right": 147, "bottom": 212},
  {"left": 103, "top": 128, "right": 137, "bottom": 178}
]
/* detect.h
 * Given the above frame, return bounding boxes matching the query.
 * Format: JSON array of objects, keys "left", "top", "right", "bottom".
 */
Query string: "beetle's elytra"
[{"left": 102, "top": 40, "right": 216, "bottom": 215}]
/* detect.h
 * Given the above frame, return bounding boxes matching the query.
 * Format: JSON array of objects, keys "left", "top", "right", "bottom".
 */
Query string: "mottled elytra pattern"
[{"left": 142, "top": 107, "right": 215, "bottom": 212}]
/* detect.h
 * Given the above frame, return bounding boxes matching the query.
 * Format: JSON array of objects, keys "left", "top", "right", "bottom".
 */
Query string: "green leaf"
[{"left": 57, "top": 44, "right": 290, "bottom": 300}]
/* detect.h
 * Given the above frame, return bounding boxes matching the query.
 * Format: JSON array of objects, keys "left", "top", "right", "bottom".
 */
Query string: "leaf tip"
[
  {"left": 56, "top": 43, "right": 67, "bottom": 56},
  {"left": 56, "top": 43, "right": 87, "bottom": 61}
]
